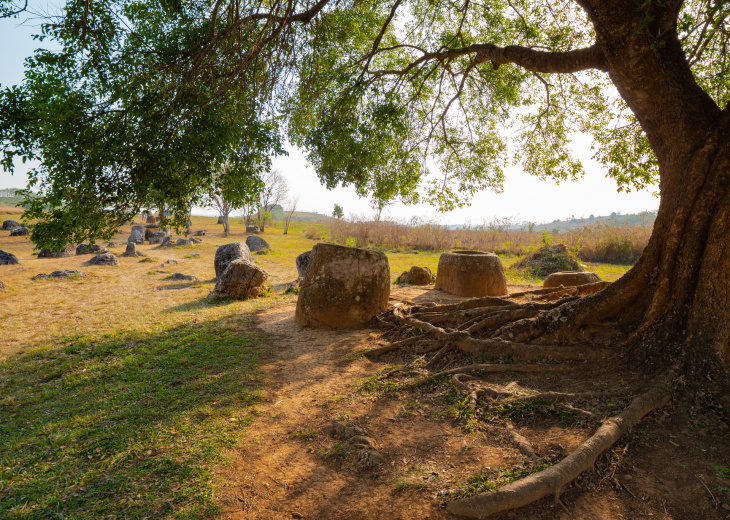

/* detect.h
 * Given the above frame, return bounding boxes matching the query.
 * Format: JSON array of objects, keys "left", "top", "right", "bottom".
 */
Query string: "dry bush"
[{"left": 325, "top": 217, "right": 653, "bottom": 265}]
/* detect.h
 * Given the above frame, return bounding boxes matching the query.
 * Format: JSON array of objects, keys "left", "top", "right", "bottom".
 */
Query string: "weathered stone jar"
[
  {"left": 434, "top": 250, "right": 508, "bottom": 297},
  {"left": 295, "top": 243, "right": 390, "bottom": 328}
]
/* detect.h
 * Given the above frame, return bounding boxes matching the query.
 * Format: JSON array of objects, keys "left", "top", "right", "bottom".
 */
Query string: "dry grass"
[
  {"left": 323, "top": 217, "right": 653, "bottom": 265},
  {"left": 0, "top": 206, "right": 22, "bottom": 214}
]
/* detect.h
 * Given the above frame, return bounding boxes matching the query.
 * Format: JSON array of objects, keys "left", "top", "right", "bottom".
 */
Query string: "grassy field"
[{"left": 0, "top": 214, "right": 631, "bottom": 519}]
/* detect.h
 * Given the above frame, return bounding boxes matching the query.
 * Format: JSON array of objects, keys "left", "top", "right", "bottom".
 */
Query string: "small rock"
[
  {"left": 38, "top": 245, "right": 76, "bottom": 258},
  {"left": 190, "top": 237, "right": 203, "bottom": 244},
  {"left": 189, "top": 253, "right": 200, "bottom": 258},
  {"left": 168, "top": 273, "right": 197, "bottom": 281},
  {"left": 162, "top": 259, "right": 178, "bottom": 266},
  {"left": 76, "top": 244, "right": 109, "bottom": 255},
  {"left": 34, "top": 270, "right": 82, "bottom": 280},
  {"left": 209, "top": 259, "right": 268, "bottom": 300},
  {"left": 88, "top": 253, "right": 119, "bottom": 266},
  {"left": 10, "top": 226, "right": 29, "bottom": 236},
  {"left": 194, "top": 230, "right": 206, "bottom": 236},
  {"left": 0, "top": 250, "right": 19, "bottom": 265},
  {"left": 245, "top": 235, "right": 270, "bottom": 252},
  {"left": 2, "top": 220, "right": 20, "bottom": 230},
  {"left": 722, "top": 503, "right": 730, "bottom": 511},
  {"left": 295, "top": 250, "right": 312, "bottom": 278}
]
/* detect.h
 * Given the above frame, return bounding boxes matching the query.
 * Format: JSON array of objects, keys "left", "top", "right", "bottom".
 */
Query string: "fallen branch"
[{"left": 447, "top": 368, "right": 677, "bottom": 518}]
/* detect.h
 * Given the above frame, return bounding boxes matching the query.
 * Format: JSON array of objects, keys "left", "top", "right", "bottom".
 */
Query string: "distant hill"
[
  {"left": 285, "top": 210, "right": 331, "bottom": 223},
  {"left": 531, "top": 210, "right": 657, "bottom": 232},
  {"left": 0, "top": 188, "right": 26, "bottom": 208}
]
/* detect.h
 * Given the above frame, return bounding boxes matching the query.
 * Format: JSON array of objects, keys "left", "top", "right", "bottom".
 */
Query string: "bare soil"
[{"left": 217, "top": 286, "right": 730, "bottom": 520}]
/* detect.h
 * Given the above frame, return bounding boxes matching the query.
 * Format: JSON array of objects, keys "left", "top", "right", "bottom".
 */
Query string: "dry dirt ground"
[{"left": 217, "top": 287, "right": 730, "bottom": 520}]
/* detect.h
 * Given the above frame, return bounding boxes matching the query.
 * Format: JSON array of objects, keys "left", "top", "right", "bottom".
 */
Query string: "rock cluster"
[{"left": 2, "top": 220, "right": 20, "bottom": 230}]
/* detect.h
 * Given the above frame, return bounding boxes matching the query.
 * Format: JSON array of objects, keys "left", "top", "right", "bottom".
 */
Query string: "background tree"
[
  {"left": 332, "top": 204, "right": 344, "bottom": 220},
  {"left": 370, "top": 194, "right": 395, "bottom": 223},
  {"left": 282, "top": 196, "right": 299, "bottom": 235},
  {"left": 256, "top": 168, "right": 289, "bottom": 232},
  {"left": 207, "top": 163, "right": 263, "bottom": 237}
]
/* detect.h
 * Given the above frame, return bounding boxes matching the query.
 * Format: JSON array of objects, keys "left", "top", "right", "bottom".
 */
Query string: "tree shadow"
[{"left": 0, "top": 316, "right": 266, "bottom": 519}]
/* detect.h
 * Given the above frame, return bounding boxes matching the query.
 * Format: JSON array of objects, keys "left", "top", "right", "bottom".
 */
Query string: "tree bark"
[{"left": 538, "top": 1, "right": 730, "bottom": 370}]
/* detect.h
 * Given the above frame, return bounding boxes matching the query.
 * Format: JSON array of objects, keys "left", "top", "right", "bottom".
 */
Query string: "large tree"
[{"left": 1, "top": 0, "right": 729, "bottom": 515}]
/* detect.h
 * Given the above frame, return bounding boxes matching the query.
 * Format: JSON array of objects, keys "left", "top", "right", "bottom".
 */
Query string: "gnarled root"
[{"left": 446, "top": 368, "right": 677, "bottom": 518}]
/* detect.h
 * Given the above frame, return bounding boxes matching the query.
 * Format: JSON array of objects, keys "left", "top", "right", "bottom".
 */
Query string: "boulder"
[
  {"left": 295, "top": 244, "right": 390, "bottom": 328},
  {"left": 163, "top": 226, "right": 170, "bottom": 236},
  {"left": 2, "top": 220, "right": 20, "bottom": 230},
  {"left": 190, "top": 237, "right": 203, "bottom": 244},
  {"left": 161, "top": 236, "right": 172, "bottom": 247},
  {"left": 217, "top": 216, "right": 225, "bottom": 224},
  {"left": 122, "top": 242, "right": 142, "bottom": 257},
  {"left": 38, "top": 244, "right": 76, "bottom": 259},
  {"left": 214, "top": 242, "right": 253, "bottom": 278},
  {"left": 435, "top": 250, "right": 508, "bottom": 297},
  {"left": 146, "top": 215, "right": 157, "bottom": 224},
  {"left": 245, "top": 235, "right": 270, "bottom": 252},
  {"left": 194, "top": 230, "right": 206, "bottom": 236},
  {"left": 296, "top": 250, "right": 312, "bottom": 278},
  {"left": 176, "top": 238, "right": 193, "bottom": 246},
  {"left": 544, "top": 271, "right": 601, "bottom": 289},
  {"left": 210, "top": 259, "right": 268, "bottom": 300},
  {"left": 10, "top": 227, "right": 29, "bottom": 236},
  {"left": 149, "top": 231, "right": 166, "bottom": 244},
  {"left": 34, "top": 270, "right": 82, "bottom": 280},
  {"left": 0, "top": 250, "right": 19, "bottom": 265},
  {"left": 168, "top": 273, "right": 198, "bottom": 282},
  {"left": 76, "top": 243, "right": 109, "bottom": 255},
  {"left": 128, "top": 226, "right": 145, "bottom": 244},
  {"left": 88, "top": 253, "right": 119, "bottom": 266},
  {"left": 397, "top": 266, "right": 433, "bottom": 285}
]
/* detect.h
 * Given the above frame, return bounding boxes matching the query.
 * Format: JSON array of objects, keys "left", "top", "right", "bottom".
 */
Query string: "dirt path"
[
  {"left": 217, "top": 289, "right": 514, "bottom": 520},
  {"left": 217, "top": 288, "right": 730, "bottom": 520}
]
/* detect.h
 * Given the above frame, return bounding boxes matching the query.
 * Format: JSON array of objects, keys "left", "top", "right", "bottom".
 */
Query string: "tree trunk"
[{"left": 509, "top": 1, "right": 730, "bottom": 372}]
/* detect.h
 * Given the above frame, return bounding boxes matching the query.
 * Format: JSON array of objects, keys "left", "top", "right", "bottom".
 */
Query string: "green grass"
[
  {"left": 0, "top": 318, "right": 264, "bottom": 519},
  {"left": 291, "top": 429, "right": 318, "bottom": 439},
  {"left": 714, "top": 466, "right": 730, "bottom": 478},
  {"left": 319, "top": 441, "right": 352, "bottom": 460},
  {"left": 451, "top": 462, "right": 551, "bottom": 500}
]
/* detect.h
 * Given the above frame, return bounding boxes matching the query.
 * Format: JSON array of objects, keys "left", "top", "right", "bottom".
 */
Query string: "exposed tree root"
[
  {"left": 365, "top": 335, "right": 420, "bottom": 357},
  {"left": 446, "top": 368, "right": 678, "bottom": 518},
  {"left": 506, "top": 421, "right": 540, "bottom": 461}
]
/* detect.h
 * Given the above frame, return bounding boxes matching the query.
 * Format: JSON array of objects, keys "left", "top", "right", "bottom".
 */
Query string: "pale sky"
[{"left": 0, "top": 10, "right": 659, "bottom": 226}]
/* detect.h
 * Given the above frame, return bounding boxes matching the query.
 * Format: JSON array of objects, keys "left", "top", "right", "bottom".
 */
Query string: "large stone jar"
[
  {"left": 434, "top": 250, "right": 508, "bottom": 297},
  {"left": 295, "top": 243, "right": 390, "bottom": 328}
]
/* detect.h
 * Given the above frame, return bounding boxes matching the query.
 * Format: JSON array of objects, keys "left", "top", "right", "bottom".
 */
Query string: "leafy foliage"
[{"left": 1, "top": 0, "right": 728, "bottom": 245}]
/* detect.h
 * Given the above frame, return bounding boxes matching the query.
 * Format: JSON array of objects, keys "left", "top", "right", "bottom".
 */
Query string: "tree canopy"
[{"left": 0, "top": 0, "right": 728, "bottom": 247}]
